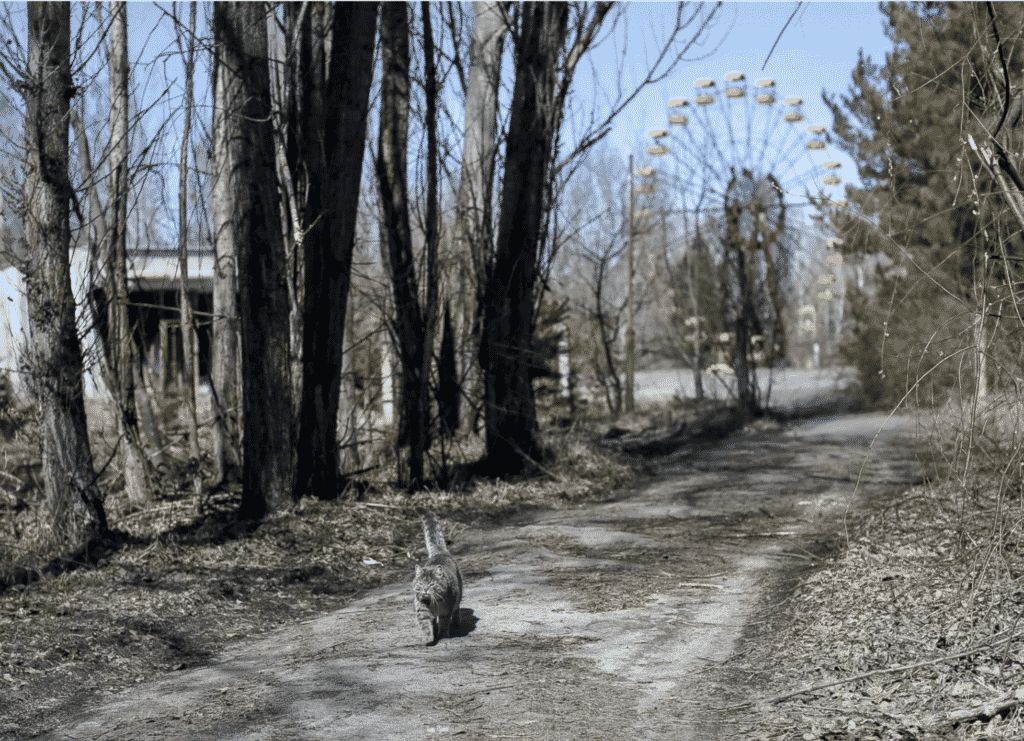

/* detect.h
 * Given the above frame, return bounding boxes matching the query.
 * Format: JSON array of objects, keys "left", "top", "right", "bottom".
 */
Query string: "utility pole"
[{"left": 625, "top": 154, "right": 635, "bottom": 413}]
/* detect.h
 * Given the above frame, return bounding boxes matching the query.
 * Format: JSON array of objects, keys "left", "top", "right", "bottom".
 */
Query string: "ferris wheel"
[{"left": 635, "top": 71, "right": 847, "bottom": 407}]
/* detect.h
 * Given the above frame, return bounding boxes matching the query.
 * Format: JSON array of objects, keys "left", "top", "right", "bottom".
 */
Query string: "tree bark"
[
  {"left": 377, "top": 2, "right": 426, "bottom": 489},
  {"left": 454, "top": 1, "right": 505, "bottom": 435},
  {"left": 438, "top": 302, "right": 459, "bottom": 437},
  {"left": 337, "top": 298, "right": 360, "bottom": 472},
  {"left": 689, "top": 226, "right": 705, "bottom": 400},
  {"left": 478, "top": 1, "right": 568, "bottom": 475},
  {"left": 104, "top": 0, "right": 151, "bottom": 506},
  {"left": 725, "top": 183, "right": 757, "bottom": 421},
  {"left": 22, "top": 1, "right": 107, "bottom": 550},
  {"left": 210, "top": 36, "right": 241, "bottom": 488},
  {"left": 213, "top": 2, "right": 293, "bottom": 520},
  {"left": 271, "top": 3, "right": 312, "bottom": 440},
  {"left": 176, "top": 2, "right": 202, "bottom": 508},
  {"left": 292, "top": 2, "right": 377, "bottom": 499},
  {"left": 419, "top": 1, "right": 441, "bottom": 480}
]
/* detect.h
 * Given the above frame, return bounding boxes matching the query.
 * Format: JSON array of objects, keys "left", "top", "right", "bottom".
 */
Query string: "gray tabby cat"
[{"left": 413, "top": 510, "right": 463, "bottom": 645}]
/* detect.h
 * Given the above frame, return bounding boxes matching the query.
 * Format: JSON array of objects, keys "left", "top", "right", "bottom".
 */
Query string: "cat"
[{"left": 412, "top": 510, "right": 463, "bottom": 645}]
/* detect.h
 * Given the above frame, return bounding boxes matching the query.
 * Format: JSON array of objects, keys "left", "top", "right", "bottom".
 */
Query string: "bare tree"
[
  {"left": 20, "top": 2, "right": 107, "bottom": 550},
  {"left": 420, "top": 2, "right": 441, "bottom": 453},
  {"left": 175, "top": 2, "right": 201, "bottom": 506},
  {"left": 69, "top": 100, "right": 166, "bottom": 481},
  {"left": 478, "top": 1, "right": 572, "bottom": 473},
  {"left": 581, "top": 230, "right": 627, "bottom": 419},
  {"left": 291, "top": 2, "right": 378, "bottom": 499},
  {"left": 105, "top": 0, "right": 152, "bottom": 506},
  {"left": 267, "top": 3, "right": 309, "bottom": 427},
  {"left": 451, "top": 1, "right": 506, "bottom": 435},
  {"left": 561, "top": 146, "right": 636, "bottom": 418},
  {"left": 475, "top": 2, "right": 724, "bottom": 472},
  {"left": 377, "top": 2, "right": 429, "bottom": 488},
  {"left": 212, "top": 2, "right": 292, "bottom": 519},
  {"left": 210, "top": 12, "right": 240, "bottom": 489},
  {"left": 723, "top": 170, "right": 787, "bottom": 419}
]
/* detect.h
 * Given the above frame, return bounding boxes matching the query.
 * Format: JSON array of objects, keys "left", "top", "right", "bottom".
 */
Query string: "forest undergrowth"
[{"left": 732, "top": 395, "right": 1024, "bottom": 741}]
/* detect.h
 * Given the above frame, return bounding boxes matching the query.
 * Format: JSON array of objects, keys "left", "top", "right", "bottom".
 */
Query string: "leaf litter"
[{"left": 726, "top": 475, "right": 1024, "bottom": 741}]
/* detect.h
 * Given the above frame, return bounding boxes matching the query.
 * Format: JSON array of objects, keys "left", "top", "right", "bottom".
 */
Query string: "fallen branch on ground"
[
  {"left": 926, "top": 687, "right": 1024, "bottom": 728},
  {"left": 718, "top": 630, "right": 1022, "bottom": 712}
]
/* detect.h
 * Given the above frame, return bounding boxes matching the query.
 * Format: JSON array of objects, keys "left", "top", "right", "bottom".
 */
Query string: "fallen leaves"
[{"left": 734, "top": 478, "right": 1024, "bottom": 740}]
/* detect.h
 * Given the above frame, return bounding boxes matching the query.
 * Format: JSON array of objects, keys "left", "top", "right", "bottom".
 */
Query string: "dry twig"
[
  {"left": 926, "top": 687, "right": 1024, "bottom": 728},
  {"left": 720, "top": 630, "right": 1022, "bottom": 712}
]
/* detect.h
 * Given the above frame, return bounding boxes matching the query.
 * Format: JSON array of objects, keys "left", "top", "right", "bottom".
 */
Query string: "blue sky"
[
  {"left": 97, "top": 2, "right": 896, "bottom": 232},
  {"left": 586, "top": 2, "right": 893, "bottom": 206},
  {"left": 117, "top": 2, "right": 894, "bottom": 168}
]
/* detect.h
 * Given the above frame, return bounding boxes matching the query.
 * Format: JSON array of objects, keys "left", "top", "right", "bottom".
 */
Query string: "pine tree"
[{"left": 825, "top": 2, "right": 1024, "bottom": 404}]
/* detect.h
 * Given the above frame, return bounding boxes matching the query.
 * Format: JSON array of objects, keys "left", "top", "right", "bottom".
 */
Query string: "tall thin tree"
[
  {"left": 105, "top": 0, "right": 152, "bottom": 506},
  {"left": 69, "top": 102, "right": 167, "bottom": 479},
  {"left": 292, "top": 2, "right": 378, "bottom": 499},
  {"left": 419, "top": 1, "right": 441, "bottom": 482},
  {"left": 212, "top": 2, "right": 293, "bottom": 519},
  {"left": 21, "top": 1, "right": 107, "bottom": 550},
  {"left": 175, "top": 1, "right": 201, "bottom": 506},
  {"left": 453, "top": 1, "right": 506, "bottom": 434},
  {"left": 210, "top": 9, "right": 241, "bottom": 489},
  {"left": 377, "top": 2, "right": 427, "bottom": 488}
]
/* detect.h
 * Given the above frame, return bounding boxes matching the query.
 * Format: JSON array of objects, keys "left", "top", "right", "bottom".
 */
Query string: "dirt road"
[{"left": 52, "top": 413, "right": 920, "bottom": 740}]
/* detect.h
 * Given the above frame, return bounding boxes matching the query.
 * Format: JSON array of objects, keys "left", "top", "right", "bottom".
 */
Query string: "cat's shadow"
[
  {"left": 427, "top": 608, "right": 477, "bottom": 646},
  {"left": 450, "top": 607, "right": 478, "bottom": 638}
]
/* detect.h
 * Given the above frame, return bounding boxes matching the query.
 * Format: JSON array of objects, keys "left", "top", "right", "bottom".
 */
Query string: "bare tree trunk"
[
  {"left": 337, "top": 298, "right": 361, "bottom": 472},
  {"left": 454, "top": 1, "right": 505, "bottom": 435},
  {"left": 103, "top": 0, "right": 151, "bottom": 506},
  {"left": 976, "top": 305, "right": 989, "bottom": 401},
  {"left": 730, "top": 232, "right": 757, "bottom": 420},
  {"left": 176, "top": 2, "right": 202, "bottom": 508},
  {"left": 292, "top": 2, "right": 378, "bottom": 499},
  {"left": 270, "top": 4, "right": 309, "bottom": 440},
  {"left": 22, "top": 2, "right": 107, "bottom": 551},
  {"left": 419, "top": 2, "right": 441, "bottom": 480},
  {"left": 377, "top": 2, "right": 426, "bottom": 489},
  {"left": 438, "top": 302, "right": 459, "bottom": 437},
  {"left": 213, "top": 2, "right": 293, "bottom": 520},
  {"left": 132, "top": 358, "right": 165, "bottom": 470},
  {"left": 479, "top": 1, "right": 568, "bottom": 475},
  {"left": 689, "top": 229, "right": 705, "bottom": 400},
  {"left": 723, "top": 173, "right": 755, "bottom": 420},
  {"left": 210, "top": 39, "right": 241, "bottom": 489},
  {"left": 584, "top": 239, "right": 624, "bottom": 418}
]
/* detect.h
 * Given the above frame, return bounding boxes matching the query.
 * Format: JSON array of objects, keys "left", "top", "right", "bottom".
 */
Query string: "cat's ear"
[
  {"left": 415, "top": 565, "right": 423, "bottom": 577},
  {"left": 434, "top": 566, "right": 445, "bottom": 578}
]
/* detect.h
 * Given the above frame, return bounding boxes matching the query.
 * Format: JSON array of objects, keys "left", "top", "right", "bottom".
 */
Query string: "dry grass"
[{"left": 727, "top": 396, "right": 1024, "bottom": 740}]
